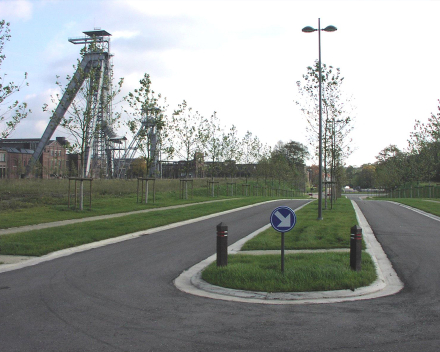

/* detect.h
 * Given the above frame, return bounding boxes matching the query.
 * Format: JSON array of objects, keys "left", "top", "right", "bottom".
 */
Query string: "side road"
[{"left": 0, "top": 199, "right": 301, "bottom": 269}]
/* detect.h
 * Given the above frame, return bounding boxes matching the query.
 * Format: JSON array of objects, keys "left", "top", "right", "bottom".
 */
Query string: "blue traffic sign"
[{"left": 270, "top": 206, "right": 297, "bottom": 232}]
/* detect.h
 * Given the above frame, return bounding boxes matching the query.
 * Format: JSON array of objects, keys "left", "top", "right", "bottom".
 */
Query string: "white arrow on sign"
[{"left": 274, "top": 211, "right": 291, "bottom": 227}]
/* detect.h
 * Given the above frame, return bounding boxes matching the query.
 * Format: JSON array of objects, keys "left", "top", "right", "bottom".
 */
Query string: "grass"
[
  {"left": 376, "top": 198, "right": 440, "bottom": 217},
  {"left": 0, "top": 178, "right": 306, "bottom": 229},
  {"left": 0, "top": 197, "right": 274, "bottom": 256},
  {"left": 201, "top": 197, "right": 377, "bottom": 293},
  {"left": 202, "top": 252, "right": 377, "bottom": 292},
  {"left": 242, "top": 196, "right": 359, "bottom": 250},
  {"left": 1, "top": 179, "right": 377, "bottom": 294}
]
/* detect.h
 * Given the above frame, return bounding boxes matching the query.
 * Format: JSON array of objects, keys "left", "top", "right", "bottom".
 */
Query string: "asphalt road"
[{"left": 1, "top": 198, "right": 440, "bottom": 351}]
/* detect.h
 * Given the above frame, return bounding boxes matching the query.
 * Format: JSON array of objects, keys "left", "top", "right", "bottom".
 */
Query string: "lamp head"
[
  {"left": 302, "top": 26, "right": 317, "bottom": 33},
  {"left": 323, "top": 25, "right": 337, "bottom": 32}
]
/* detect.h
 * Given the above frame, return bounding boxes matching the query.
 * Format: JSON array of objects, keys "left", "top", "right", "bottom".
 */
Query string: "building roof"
[
  {"left": 3, "top": 147, "right": 34, "bottom": 154},
  {"left": 83, "top": 29, "right": 111, "bottom": 37}
]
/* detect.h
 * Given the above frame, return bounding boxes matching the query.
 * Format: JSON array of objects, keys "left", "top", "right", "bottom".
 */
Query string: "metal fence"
[{"left": 387, "top": 185, "right": 440, "bottom": 199}]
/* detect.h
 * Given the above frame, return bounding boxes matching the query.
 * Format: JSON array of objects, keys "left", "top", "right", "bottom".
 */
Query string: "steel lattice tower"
[{"left": 25, "top": 29, "right": 121, "bottom": 178}]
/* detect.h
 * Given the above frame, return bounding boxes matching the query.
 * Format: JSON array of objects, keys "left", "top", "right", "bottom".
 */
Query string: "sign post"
[{"left": 270, "top": 206, "right": 297, "bottom": 273}]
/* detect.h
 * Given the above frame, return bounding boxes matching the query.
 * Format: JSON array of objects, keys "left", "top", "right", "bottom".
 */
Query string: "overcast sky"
[{"left": 1, "top": 0, "right": 439, "bottom": 167}]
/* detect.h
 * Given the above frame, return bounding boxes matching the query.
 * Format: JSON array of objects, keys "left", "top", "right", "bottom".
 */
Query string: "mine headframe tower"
[
  {"left": 115, "top": 107, "right": 161, "bottom": 179},
  {"left": 25, "top": 29, "right": 120, "bottom": 178}
]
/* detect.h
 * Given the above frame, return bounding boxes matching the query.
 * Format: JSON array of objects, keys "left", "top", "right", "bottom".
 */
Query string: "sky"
[{"left": 1, "top": 0, "right": 440, "bottom": 167}]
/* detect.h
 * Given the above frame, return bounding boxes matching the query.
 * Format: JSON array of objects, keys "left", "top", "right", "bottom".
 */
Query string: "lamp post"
[{"left": 302, "top": 19, "right": 337, "bottom": 220}]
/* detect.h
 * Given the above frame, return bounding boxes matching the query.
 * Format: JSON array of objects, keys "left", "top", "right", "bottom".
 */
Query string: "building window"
[{"left": 0, "top": 153, "right": 5, "bottom": 162}]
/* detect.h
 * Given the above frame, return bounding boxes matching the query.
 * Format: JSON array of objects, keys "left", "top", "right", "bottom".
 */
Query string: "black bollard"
[
  {"left": 217, "top": 222, "right": 228, "bottom": 267},
  {"left": 350, "top": 225, "right": 362, "bottom": 271}
]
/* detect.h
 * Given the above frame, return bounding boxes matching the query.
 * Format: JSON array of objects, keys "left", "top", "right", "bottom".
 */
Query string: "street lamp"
[{"left": 302, "top": 19, "right": 337, "bottom": 220}]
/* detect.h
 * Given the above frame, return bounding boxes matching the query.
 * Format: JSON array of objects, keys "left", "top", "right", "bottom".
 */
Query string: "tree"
[
  {"left": 271, "top": 140, "right": 309, "bottom": 191},
  {"left": 256, "top": 144, "right": 272, "bottom": 184},
  {"left": 308, "top": 164, "right": 320, "bottom": 189},
  {"left": 375, "top": 145, "right": 405, "bottom": 190},
  {"left": 0, "top": 20, "right": 31, "bottom": 138},
  {"left": 357, "top": 164, "right": 376, "bottom": 189},
  {"left": 239, "top": 130, "right": 261, "bottom": 182},
  {"left": 269, "top": 149, "right": 291, "bottom": 187},
  {"left": 124, "top": 74, "right": 173, "bottom": 178},
  {"left": 272, "top": 140, "right": 309, "bottom": 168},
  {"left": 221, "top": 124, "right": 241, "bottom": 178},
  {"left": 199, "top": 111, "right": 223, "bottom": 179},
  {"left": 129, "top": 157, "right": 147, "bottom": 178},
  {"left": 408, "top": 100, "right": 440, "bottom": 182},
  {"left": 170, "top": 100, "right": 204, "bottom": 177},
  {"left": 296, "top": 61, "right": 355, "bottom": 204}
]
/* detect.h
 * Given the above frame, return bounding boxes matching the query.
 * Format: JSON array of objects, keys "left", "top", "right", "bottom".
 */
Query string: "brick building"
[{"left": 0, "top": 137, "right": 69, "bottom": 179}]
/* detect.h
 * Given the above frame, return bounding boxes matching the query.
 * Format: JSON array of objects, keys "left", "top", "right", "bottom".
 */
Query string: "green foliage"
[
  {"left": 0, "top": 20, "right": 31, "bottom": 138},
  {"left": 353, "top": 100, "right": 440, "bottom": 190},
  {"left": 202, "top": 252, "right": 376, "bottom": 292},
  {"left": 124, "top": 73, "right": 172, "bottom": 176},
  {"left": 0, "top": 196, "right": 278, "bottom": 256},
  {"left": 243, "top": 196, "right": 358, "bottom": 250},
  {"left": 408, "top": 100, "right": 440, "bottom": 182},
  {"left": 170, "top": 100, "right": 205, "bottom": 177},
  {"left": 0, "top": 178, "right": 305, "bottom": 229},
  {"left": 387, "top": 198, "right": 440, "bottom": 216},
  {"left": 199, "top": 112, "right": 223, "bottom": 179},
  {"left": 295, "top": 61, "right": 355, "bottom": 165}
]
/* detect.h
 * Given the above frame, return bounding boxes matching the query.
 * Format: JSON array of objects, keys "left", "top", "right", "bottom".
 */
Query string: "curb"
[
  {"left": 174, "top": 200, "right": 404, "bottom": 305},
  {"left": 0, "top": 199, "right": 304, "bottom": 274}
]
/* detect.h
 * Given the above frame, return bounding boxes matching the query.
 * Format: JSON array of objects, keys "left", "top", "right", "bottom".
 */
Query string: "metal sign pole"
[
  {"left": 281, "top": 232, "right": 285, "bottom": 273},
  {"left": 270, "top": 206, "right": 297, "bottom": 274}
]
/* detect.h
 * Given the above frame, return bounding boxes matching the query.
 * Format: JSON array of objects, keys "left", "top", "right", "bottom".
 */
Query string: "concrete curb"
[
  {"left": 174, "top": 200, "right": 404, "bottom": 305},
  {"left": 0, "top": 199, "right": 243, "bottom": 236},
  {"left": 0, "top": 199, "right": 303, "bottom": 274}
]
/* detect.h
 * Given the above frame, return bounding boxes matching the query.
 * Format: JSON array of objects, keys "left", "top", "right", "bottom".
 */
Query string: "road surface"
[{"left": 1, "top": 198, "right": 440, "bottom": 351}]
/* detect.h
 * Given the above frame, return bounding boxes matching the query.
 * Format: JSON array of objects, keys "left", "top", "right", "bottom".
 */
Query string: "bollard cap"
[{"left": 351, "top": 225, "right": 362, "bottom": 234}]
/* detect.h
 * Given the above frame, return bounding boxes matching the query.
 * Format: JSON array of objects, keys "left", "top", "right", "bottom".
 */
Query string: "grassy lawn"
[
  {"left": 242, "top": 196, "right": 360, "bottom": 250},
  {"left": 0, "top": 194, "right": 236, "bottom": 229},
  {"left": 202, "top": 197, "right": 377, "bottom": 292},
  {"left": 0, "top": 178, "right": 306, "bottom": 229},
  {"left": 0, "top": 197, "right": 276, "bottom": 256},
  {"left": 377, "top": 198, "right": 440, "bottom": 217},
  {"left": 202, "top": 252, "right": 377, "bottom": 292}
]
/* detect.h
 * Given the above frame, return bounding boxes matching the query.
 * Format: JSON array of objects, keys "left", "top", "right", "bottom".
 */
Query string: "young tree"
[
  {"left": 256, "top": 144, "right": 272, "bottom": 184},
  {"left": 0, "top": 20, "right": 31, "bottom": 138},
  {"left": 199, "top": 111, "right": 223, "bottom": 179},
  {"left": 221, "top": 124, "right": 241, "bottom": 178},
  {"left": 296, "top": 61, "right": 355, "bottom": 174},
  {"left": 240, "top": 130, "right": 261, "bottom": 182},
  {"left": 170, "top": 100, "right": 204, "bottom": 178},
  {"left": 124, "top": 74, "right": 173, "bottom": 178}
]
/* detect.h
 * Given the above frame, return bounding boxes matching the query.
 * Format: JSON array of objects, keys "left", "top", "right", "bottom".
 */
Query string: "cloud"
[
  {"left": 111, "top": 30, "right": 141, "bottom": 40},
  {"left": 0, "top": 0, "right": 33, "bottom": 21}
]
